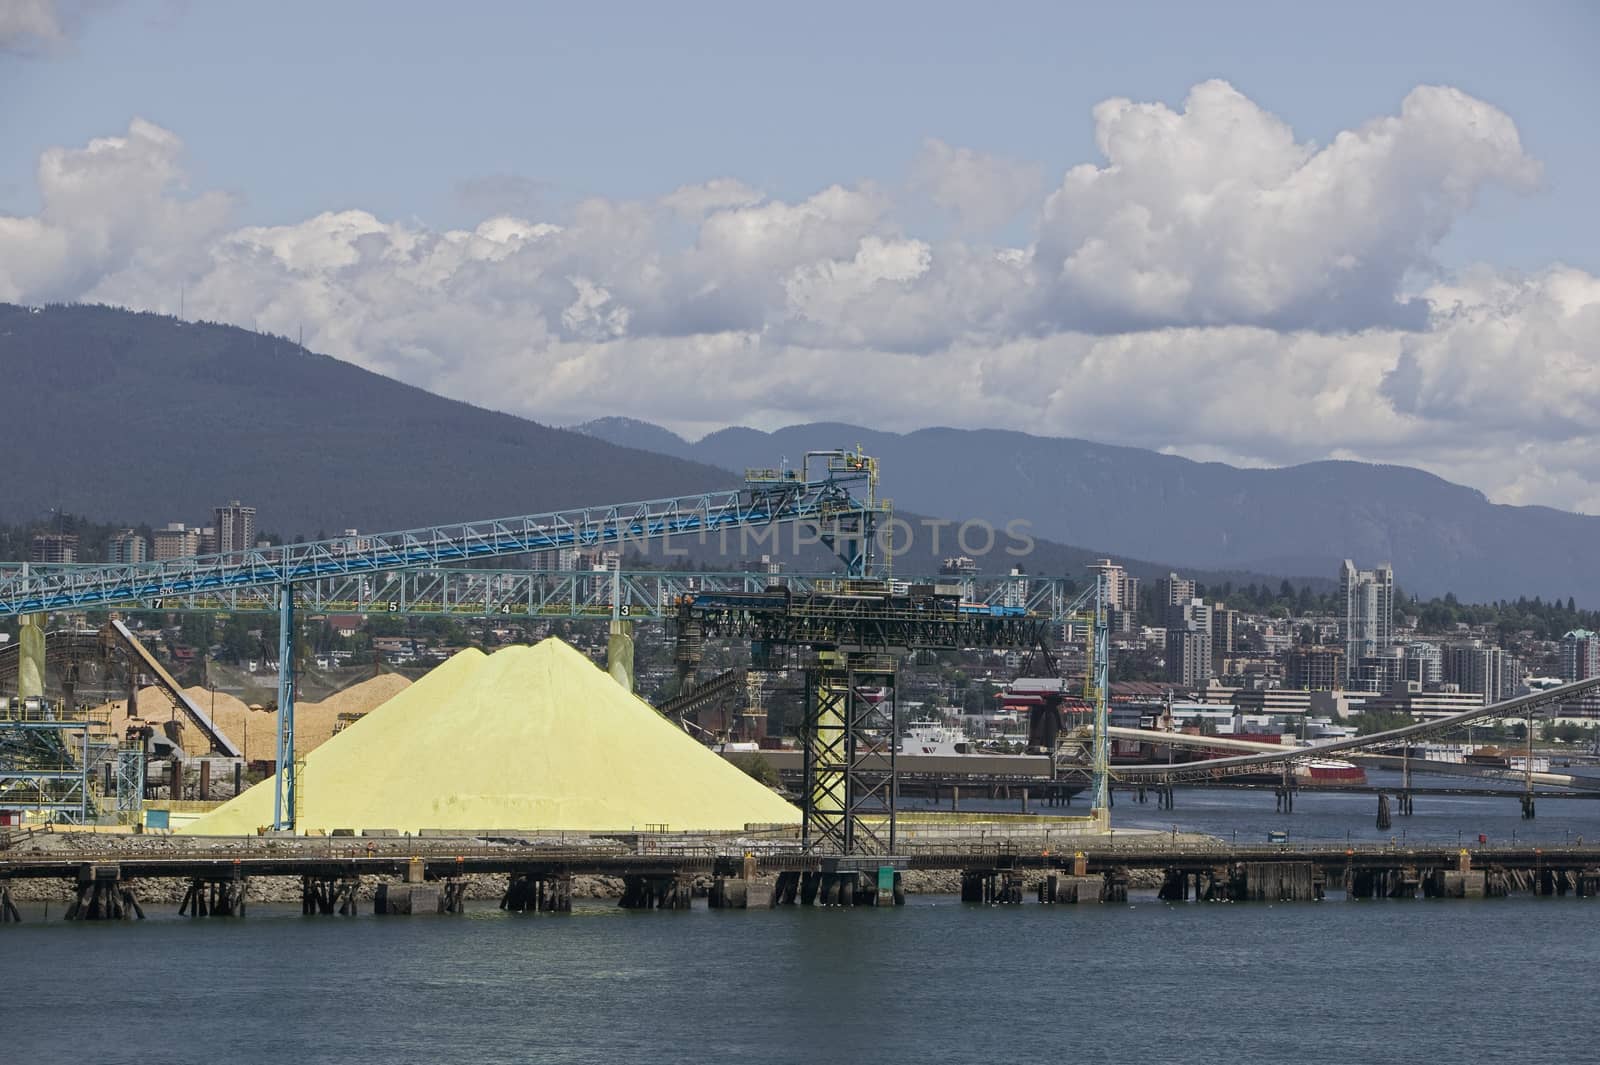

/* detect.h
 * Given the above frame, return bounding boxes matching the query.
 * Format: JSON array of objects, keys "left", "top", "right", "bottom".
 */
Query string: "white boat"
[{"left": 899, "top": 721, "right": 973, "bottom": 755}]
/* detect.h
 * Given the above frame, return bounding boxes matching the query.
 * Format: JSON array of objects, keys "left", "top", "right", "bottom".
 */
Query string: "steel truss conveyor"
[
  {"left": 0, "top": 455, "right": 886, "bottom": 616},
  {"left": 0, "top": 449, "right": 891, "bottom": 831},
  {"left": 0, "top": 567, "right": 1082, "bottom": 622}
]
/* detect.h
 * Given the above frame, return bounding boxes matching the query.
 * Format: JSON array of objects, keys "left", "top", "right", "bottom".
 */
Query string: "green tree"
[{"left": 729, "top": 752, "right": 782, "bottom": 789}]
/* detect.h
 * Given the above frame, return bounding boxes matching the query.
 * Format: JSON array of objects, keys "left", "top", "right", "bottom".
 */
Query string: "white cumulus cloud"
[
  {"left": 0, "top": 83, "right": 1595, "bottom": 516},
  {"left": 910, "top": 138, "right": 1044, "bottom": 233},
  {"left": 1033, "top": 81, "right": 1541, "bottom": 332}
]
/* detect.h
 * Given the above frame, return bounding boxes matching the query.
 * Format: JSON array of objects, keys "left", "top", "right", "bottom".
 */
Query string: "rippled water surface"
[
  {"left": 8, "top": 781, "right": 1600, "bottom": 1064},
  {"left": 7, "top": 888, "right": 1598, "bottom": 1065}
]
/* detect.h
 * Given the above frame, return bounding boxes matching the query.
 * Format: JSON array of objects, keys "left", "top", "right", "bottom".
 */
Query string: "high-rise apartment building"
[
  {"left": 1087, "top": 559, "right": 1140, "bottom": 616},
  {"left": 1443, "top": 643, "right": 1520, "bottom": 703},
  {"left": 1340, "top": 560, "right": 1394, "bottom": 687},
  {"left": 214, "top": 500, "right": 257, "bottom": 554},
  {"left": 107, "top": 530, "right": 148, "bottom": 565},
  {"left": 1560, "top": 630, "right": 1600, "bottom": 682},
  {"left": 1356, "top": 651, "right": 1406, "bottom": 694},
  {"left": 29, "top": 533, "right": 78, "bottom": 563},
  {"left": 1286, "top": 645, "right": 1344, "bottom": 690},
  {"left": 1164, "top": 598, "right": 1212, "bottom": 689},
  {"left": 1211, "top": 604, "right": 1236, "bottom": 663},
  {"left": 1403, "top": 641, "right": 1443, "bottom": 686},
  {"left": 1156, "top": 573, "right": 1197, "bottom": 612}
]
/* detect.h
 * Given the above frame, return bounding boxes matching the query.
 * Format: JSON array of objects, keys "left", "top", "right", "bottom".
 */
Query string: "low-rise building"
[
  {"left": 1359, "top": 682, "right": 1485, "bottom": 719},
  {"left": 1232, "top": 688, "right": 1312, "bottom": 716}
]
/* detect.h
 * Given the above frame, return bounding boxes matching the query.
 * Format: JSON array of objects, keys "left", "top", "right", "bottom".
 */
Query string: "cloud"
[
  {"left": 0, "top": 84, "right": 1595, "bottom": 516},
  {"left": 659, "top": 178, "right": 763, "bottom": 218},
  {"left": 0, "top": 116, "right": 231, "bottom": 301},
  {"left": 1032, "top": 81, "right": 1541, "bottom": 333},
  {"left": 910, "top": 138, "right": 1043, "bottom": 233},
  {"left": 0, "top": 0, "right": 110, "bottom": 56}
]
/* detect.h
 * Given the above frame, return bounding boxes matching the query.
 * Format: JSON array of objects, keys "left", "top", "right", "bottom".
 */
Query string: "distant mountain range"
[
  {"left": 0, "top": 304, "right": 1259, "bottom": 589},
  {"left": 5, "top": 303, "right": 1588, "bottom": 604},
  {"left": 573, "top": 418, "right": 1600, "bottom": 605}
]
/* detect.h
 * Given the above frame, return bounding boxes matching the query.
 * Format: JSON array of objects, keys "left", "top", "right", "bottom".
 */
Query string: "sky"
[{"left": 3, "top": 0, "right": 1599, "bottom": 513}]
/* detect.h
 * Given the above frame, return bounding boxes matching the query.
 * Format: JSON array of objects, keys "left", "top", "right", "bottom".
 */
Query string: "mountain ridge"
[
  {"left": 6, "top": 303, "right": 1581, "bottom": 602},
  {"left": 0, "top": 304, "right": 1319, "bottom": 593},
  {"left": 572, "top": 418, "right": 1600, "bottom": 604}
]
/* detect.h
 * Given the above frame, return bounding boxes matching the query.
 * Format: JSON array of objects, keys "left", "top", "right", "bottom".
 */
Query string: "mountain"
[
  {"left": 573, "top": 420, "right": 1600, "bottom": 604},
  {"left": 0, "top": 305, "right": 1322, "bottom": 594},
  {"left": 0, "top": 304, "right": 739, "bottom": 534}
]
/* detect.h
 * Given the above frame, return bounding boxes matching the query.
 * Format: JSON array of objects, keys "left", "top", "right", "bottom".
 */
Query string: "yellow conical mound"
[{"left": 182, "top": 639, "right": 798, "bottom": 835}]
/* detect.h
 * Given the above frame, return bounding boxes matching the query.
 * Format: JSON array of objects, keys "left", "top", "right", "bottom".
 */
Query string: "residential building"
[
  {"left": 1286, "top": 645, "right": 1344, "bottom": 690},
  {"left": 152, "top": 523, "right": 199, "bottom": 560},
  {"left": 1443, "top": 643, "right": 1520, "bottom": 703},
  {"left": 528, "top": 545, "right": 593, "bottom": 571},
  {"left": 1164, "top": 598, "right": 1212, "bottom": 689},
  {"left": 29, "top": 533, "right": 78, "bottom": 563},
  {"left": 1340, "top": 560, "right": 1394, "bottom": 687},
  {"left": 1086, "top": 559, "right": 1140, "bottom": 617},
  {"left": 1355, "top": 652, "right": 1405, "bottom": 694},
  {"left": 1211, "top": 605, "right": 1237, "bottom": 662},
  {"left": 107, "top": 530, "right": 148, "bottom": 564},
  {"left": 1402, "top": 641, "right": 1443, "bottom": 686},
  {"left": 1560, "top": 630, "right": 1600, "bottom": 682},
  {"left": 1155, "top": 573, "right": 1197, "bottom": 613},
  {"left": 197, "top": 527, "right": 218, "bottom": 555},
  {"left": 214, "top": 500, "right": 257, "bottom": 554}
]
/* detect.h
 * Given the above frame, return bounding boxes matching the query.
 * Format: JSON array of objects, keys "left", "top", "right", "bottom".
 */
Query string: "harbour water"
[
  {"left": 5, "top": 890, "right": 1598, "bottom": 1065},
  {"left": 7, "top": 779, "right": 1600, "bottom": 1065}
]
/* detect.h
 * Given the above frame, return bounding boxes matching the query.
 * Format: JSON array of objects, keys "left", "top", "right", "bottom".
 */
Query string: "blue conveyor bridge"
[{"left": 0, "top": 449, "right": 891, "bottom": 830}]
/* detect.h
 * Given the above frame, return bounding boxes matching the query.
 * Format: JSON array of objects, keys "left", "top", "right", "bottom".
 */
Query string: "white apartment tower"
[
  {"left": 1087, "top": 559, "right": 1140, "bottom": 614},
  {"left": 1340, "top": 560, "right": 1394, "bottom": 688}
]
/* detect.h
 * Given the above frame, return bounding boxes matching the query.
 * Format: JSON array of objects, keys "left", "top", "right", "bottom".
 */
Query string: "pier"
[{"left": 6, "top": 836, "right": 1600, "bottom": 919}]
